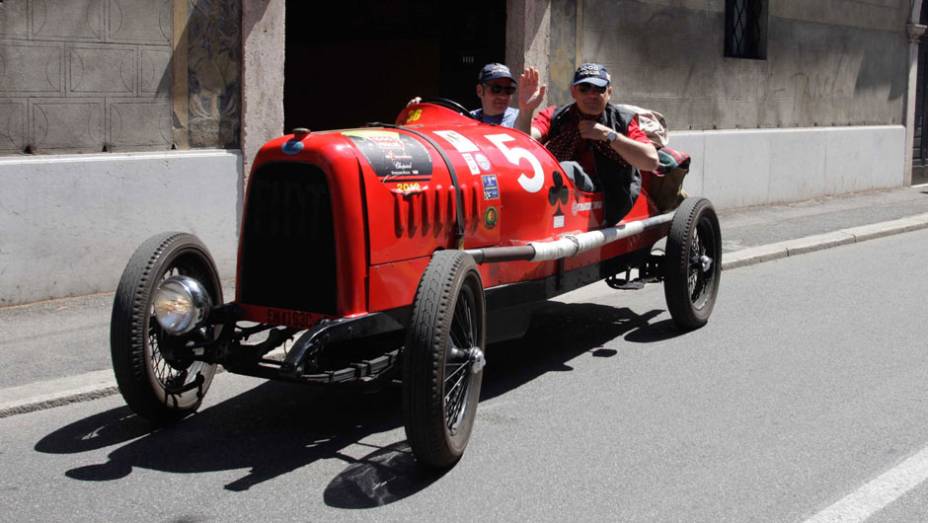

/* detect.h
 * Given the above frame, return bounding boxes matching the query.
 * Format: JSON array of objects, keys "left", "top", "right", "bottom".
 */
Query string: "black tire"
[
  {"left": 110, "top": 232, "right": 222, "bottom": 423},
  {"left": 403, "top": 250, "right": 486, "bottom": 469},
  {"left": 663, "top": 197, "right": 722, "bottom": 330}
]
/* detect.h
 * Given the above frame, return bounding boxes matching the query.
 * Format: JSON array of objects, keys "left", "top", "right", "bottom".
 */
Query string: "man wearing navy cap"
[
  {"left": 521, "top": 63, "right": 658, "bottom": 223},
  {"left": 471, "top": 63, "right": 546, "bottom": 129},
  {"left": 408, "top": 63, "right": 545, "bottom": 128}
]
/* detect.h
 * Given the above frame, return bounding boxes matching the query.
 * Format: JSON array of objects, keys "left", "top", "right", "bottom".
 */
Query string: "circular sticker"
[
  {"left": 282, "top": 140, "right": 304, "bottom": 155},
  {"left": 475, "top": 153, "right": 491, "bottom": 171},
  {"left": 484, "top": 206, "right": 498, "bottom": 229}
]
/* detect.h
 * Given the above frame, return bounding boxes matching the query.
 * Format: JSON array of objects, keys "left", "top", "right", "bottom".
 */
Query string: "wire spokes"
[
  {"left": 147, "top": 263, "right": 207, "bottom": 393},
  {"left": 444, "top": 283, "right": 480, "bottom": 434},
  {"left": 687, "top": 219, "right": 716, "bottom": 309}
]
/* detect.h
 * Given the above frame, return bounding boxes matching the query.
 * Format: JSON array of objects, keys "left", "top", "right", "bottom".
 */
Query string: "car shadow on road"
[
  {"left": 34, "top": 301, "right": 678, "bottom": 509},
  {"left": 480, "top": 302, "right": 669, "bottom": 401}
]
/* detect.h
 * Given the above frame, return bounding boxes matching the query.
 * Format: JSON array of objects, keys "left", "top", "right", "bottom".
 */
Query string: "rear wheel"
[
  {"left": 110, "top": 232, "right": 221, "bottom": 423},
  {"left": 403, "top": 250, "right": 486, "bottom": 469},
  {"left": 663, "top": 197, "right": 721, "bottom": 330}
]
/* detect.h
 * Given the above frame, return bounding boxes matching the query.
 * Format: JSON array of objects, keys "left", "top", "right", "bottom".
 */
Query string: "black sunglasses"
[
  {"left": 577, "top": 83, "right": 607, "bottom": 94},
  {"left": 484, "top": 83, "right": 516, "bottom": 95}
]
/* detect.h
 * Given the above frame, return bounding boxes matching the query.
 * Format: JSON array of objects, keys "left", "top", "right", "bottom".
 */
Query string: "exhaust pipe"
[{"left": 465, "top": 211, "right": 674, "bottom": 264}]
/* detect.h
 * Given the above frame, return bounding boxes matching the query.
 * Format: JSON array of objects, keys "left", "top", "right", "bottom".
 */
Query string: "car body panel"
[{"left": 235, "top": 102, "right": 665, "bottom": 328}]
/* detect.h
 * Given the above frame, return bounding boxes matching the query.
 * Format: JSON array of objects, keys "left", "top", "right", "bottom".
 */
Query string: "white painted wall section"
[
  {"left": 0, "top": 150, "right": 241, "bottom": 306},
  {"left": 670, "top": 126, "right": 905, "bottom": 210}
]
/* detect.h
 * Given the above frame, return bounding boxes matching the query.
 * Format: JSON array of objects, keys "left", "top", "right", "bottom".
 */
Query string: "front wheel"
[
  {"left": 403, "top": 250, "right": 486, "bottom": 469},
  {"left": 110, "top": 232, "right": 222, "bottom": 423},
  {"left": 663, "top": 197, "right": 722, "bottom": 330}
]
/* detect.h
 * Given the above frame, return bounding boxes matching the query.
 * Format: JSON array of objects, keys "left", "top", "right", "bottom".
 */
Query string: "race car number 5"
[{"left": 484, "top": 134, "right": 545, "bottom": 193}]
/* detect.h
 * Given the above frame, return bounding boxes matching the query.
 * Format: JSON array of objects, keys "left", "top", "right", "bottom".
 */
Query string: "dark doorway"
[
  {"left": 913, "top": 1, "right": 928, "bottom": 184},
  {"left": 284, "top": 1, "right": 507, "bottom": 133}
]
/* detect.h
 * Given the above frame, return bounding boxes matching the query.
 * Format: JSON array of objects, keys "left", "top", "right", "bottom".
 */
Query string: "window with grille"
[{"left": 725, "top": 0, "right": 767, "bottom": 59}]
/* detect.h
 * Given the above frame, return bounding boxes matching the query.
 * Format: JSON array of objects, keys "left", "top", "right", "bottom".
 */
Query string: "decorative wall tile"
[
  {"left": 109, "top": 101, "right": 171, "bottom": 146},
  {"left": 0, "top": 100, "right": 27, "bottom": 150},
  {"left": 69, "top": 46, "right": 136, "bottom": 95},
  {"left": 32, "top": 0, "right": 105, "bottom": 41},
  {"left": 0, "top": 0, "right": 30, "bottom": 38},
  {"left": 0, "top": 44, "right": 62, "bottom": 94},
  {"left": 186, "top": 0, "right": 241, "bottom": 148},
  {"left": 1, "top": 1, "right": 238, "bottom": 155},
  {"left": 141, "top": 48, "right": 171, "bottom": 95},
  {"left": 109, "top": 0, "right": 172, "bottom": 44},
  {"left": 32, "top": 100, "right": 104, "bottom": 149}
]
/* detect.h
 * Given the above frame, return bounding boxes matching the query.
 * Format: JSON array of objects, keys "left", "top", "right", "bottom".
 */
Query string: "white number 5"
[{"left": 484, "top": 133, "right": 545, "bottom": 193}]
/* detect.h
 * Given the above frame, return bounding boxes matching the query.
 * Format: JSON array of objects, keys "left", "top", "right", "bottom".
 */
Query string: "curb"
[
  {"left": 0, "top": 370, "right": 117, "bottom": 419},
  {"left": 721, "top": 212, "right": 928, "bottom": 270},
  {"left": 5, "top": 213, "right": 928, "bottom": 419}
]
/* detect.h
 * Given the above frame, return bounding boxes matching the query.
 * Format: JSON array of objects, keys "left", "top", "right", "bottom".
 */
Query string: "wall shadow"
[{"left": 35, "top": 300, "right": 678, "bottom": 508}]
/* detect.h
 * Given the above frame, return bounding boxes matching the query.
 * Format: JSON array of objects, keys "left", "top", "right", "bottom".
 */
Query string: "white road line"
[{"left": 804, "top": 445, "right": 928, "bottom": 522}]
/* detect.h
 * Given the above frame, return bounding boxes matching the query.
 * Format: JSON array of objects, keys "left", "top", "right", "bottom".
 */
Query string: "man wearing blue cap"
[
  {"left": 471, "top": 63, "right": 546, "bottom": 129},
  {"left": 522, "top": 63, "right": 658, "bottom": 224},
  {"left": 407, "top": 63, "right": 545, "bottom": 128}
]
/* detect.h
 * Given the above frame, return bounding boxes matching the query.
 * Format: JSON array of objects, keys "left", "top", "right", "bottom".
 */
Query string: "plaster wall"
[
  {"left": 0, "top": 150, "right": 241, "bottom": 305},
  {"left": 671, "top": 126, "right": 905, "bottom": 210},
  {"left": 241, "top": 0, "right": 285, "bottom": 176},
  {"left": 506, "top": 0, "right": 552, "bottom": 88},
  {"left": 550, "top": 0, "right": 909, "bottom": 131},
  {"left": 541, "top": 1, "right": 910, "bottom": 208}
]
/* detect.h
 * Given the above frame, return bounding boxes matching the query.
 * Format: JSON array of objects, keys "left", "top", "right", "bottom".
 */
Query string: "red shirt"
[{"left": 532, "top": 105, "right": 651, "bottom": 176}]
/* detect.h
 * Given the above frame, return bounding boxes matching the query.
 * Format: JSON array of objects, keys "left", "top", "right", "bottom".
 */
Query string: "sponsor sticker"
[
  {"left": 553, "top": 214, "right": 565, "bottom": 228},
  {"left": 406, "top": 109, "right": 422, "bottom": 123},
  {"left": 462, "top": 153, "right": 481, "bottom": 174},
  {"left": 433, "top": 130, "right": 480, "bottom": 153},
  {"left": 482, "top": 174, "right": 499, "bottom": 200},
  {"left": 570, "top": 201, "right": 604, "bottom": 215},
  {"left": 393, "top": 182, "right": 422, "bottom": 194},
  {"left": 484, "top": 206, "right": 498, "bottom": 229},
  {"left": 341, "top": 130, "right": 432, "bottom": 179},
  {"left": 475, "top": 153, "right": 491, "bottom": 171}
]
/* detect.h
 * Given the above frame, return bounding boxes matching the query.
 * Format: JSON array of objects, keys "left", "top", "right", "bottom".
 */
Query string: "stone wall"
[
  {"left": 0, "top": 0, "right": 241, "bottom": 155},
  {"left": 549, "top": 0, "right": 910, "bottom": 131}
]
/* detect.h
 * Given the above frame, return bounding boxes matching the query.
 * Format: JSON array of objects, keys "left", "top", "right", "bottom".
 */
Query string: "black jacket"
[{"left": 548, "top": 103, "right": 641, "bottom": 224}]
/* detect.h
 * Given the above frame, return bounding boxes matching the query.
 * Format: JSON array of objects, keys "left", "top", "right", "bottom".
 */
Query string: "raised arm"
[{"left": 515, "top": 67, "right": 546, "bottom": 136}]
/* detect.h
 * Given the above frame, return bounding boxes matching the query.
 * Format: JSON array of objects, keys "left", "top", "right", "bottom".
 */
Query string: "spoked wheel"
[
  {"left": 663, "top": 197, "right": 722, "bottom": 330},
  {"left": 110, "top": 232, "right": 222, "bottom": 423},
  {"left": 403, "top": 250, "right": 486, "bottom": 469}
]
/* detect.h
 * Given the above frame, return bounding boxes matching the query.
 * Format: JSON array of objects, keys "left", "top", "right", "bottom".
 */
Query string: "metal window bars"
[{"left": 725, "top": 0, "right": 767, "bottom": 59}]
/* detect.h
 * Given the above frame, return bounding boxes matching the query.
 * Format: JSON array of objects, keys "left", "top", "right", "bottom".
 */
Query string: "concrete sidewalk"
[{"left": 3, "top": 185, "right": 928, "bottom": 416}]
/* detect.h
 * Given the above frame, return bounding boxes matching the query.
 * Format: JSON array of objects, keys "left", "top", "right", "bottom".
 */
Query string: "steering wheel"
[{"left": 418, "top": 97, "right": 478, "bottom": 120}]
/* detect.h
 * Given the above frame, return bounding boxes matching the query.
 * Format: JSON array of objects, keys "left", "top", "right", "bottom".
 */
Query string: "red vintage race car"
[{"left": 110, "top": 98, "right": 722, "bottom": 469}]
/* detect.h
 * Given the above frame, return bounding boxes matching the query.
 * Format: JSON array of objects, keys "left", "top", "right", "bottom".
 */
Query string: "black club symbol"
[{"left": 548, "top": 171, "right": 569, "bottom": 206}]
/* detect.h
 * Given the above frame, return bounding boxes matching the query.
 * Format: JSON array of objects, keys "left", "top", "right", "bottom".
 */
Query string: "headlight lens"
[{"left": 152, "top": 276, "right": 212, "bottom": 335}]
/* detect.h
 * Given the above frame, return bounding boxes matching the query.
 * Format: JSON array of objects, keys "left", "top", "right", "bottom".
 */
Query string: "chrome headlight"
[{"left": 152, "top": 275, "right": 212, "bottom": 335}]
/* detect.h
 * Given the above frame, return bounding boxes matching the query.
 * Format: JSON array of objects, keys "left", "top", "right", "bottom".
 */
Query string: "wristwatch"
[{"left": 606, "top": 130, "right": 618, "bottom": 144}]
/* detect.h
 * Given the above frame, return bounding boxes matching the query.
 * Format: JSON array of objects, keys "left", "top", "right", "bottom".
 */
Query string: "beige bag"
[{"left": 616, "top": 104, "right": 669, "bottom": 148}]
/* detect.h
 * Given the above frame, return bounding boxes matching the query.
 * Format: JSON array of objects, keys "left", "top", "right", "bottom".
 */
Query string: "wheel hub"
[
  {"left": 699, "top": 254, "right": 713, "bottom": 272},
  {"left": 468, "top": 347, "right": 486, "bottom": 374},
  {"left": 449, "top": 347, "right": 486, "bottom": 374}
]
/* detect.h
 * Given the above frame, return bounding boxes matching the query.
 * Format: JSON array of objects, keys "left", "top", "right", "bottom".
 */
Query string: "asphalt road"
[
  {"left": 0, "top": 282, "right": 233, "bottom": 389},
  {"left": 2, "top": 230, "right": 928, "bottom": 521}
]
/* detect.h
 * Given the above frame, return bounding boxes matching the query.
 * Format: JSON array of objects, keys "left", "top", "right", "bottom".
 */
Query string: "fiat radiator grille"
[{"left": 239, "top": 163, "right": 337, "bottom": 314}]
